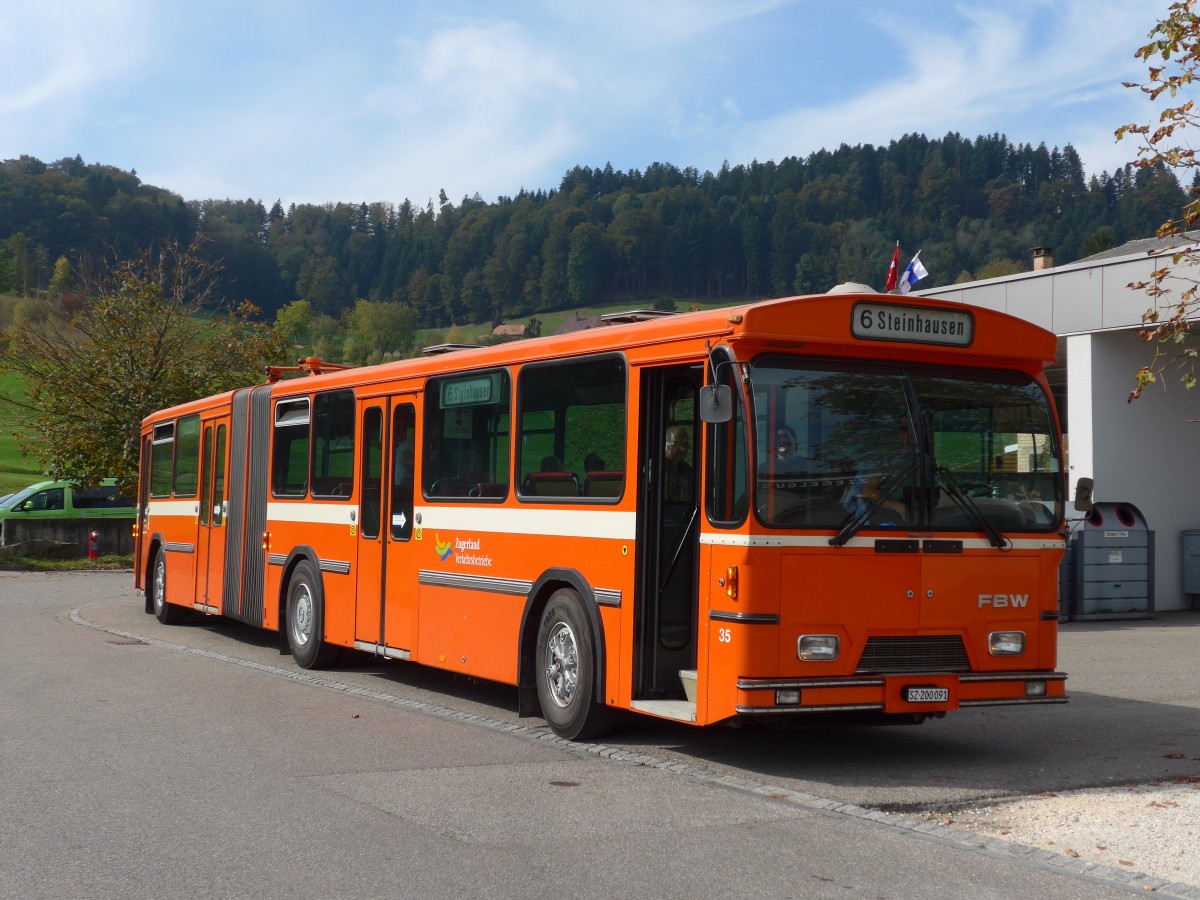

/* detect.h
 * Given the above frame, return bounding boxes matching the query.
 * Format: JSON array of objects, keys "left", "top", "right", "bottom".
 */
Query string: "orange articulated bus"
[{"left": 135, "top": 289, "right": 1069, "bottom": 740}]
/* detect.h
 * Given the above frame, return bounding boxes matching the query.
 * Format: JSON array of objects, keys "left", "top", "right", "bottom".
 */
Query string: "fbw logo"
[{"left": 977, "top": 593, "right": 1030, "bottom": 608}]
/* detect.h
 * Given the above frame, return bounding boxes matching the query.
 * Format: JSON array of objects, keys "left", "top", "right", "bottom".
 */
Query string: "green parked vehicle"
[{"left": 0, "top": 479, "right": 135, "bottom": 528}]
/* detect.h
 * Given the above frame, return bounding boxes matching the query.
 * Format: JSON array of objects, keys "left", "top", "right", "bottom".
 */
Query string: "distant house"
[{"left": 490, "top": 323, "right": 528, "bottom": 338}]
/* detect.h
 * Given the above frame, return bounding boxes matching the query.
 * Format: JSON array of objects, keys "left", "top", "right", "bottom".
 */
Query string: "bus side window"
[
  {"left": 391, "top": 403, "right": 416, "bottom": 540},
  {"left": 517, "top": 355, "right": 626, "bottom": 502},
  {"left": 272, "top": 398, "right": 311, "bottom": 498},
  {"left": 173, "top": 414, "right": 201, "bottom": 498},
  {"left": 149, "top": 422, "right": 175, "bottom": 499},
  {"left": 360, "top": 407, "right": 383, "bottom": 540},
  {"left": 311, "top": 390, "right": 356, "bottom": 499},
  {"left": 423, "top": 371, "right": 511, "bottom": 501}
]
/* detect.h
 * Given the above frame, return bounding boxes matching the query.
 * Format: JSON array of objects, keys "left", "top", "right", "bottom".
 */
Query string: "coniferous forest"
[{"left": 0, "top": 132, "right": 1186, "bottom": 329}]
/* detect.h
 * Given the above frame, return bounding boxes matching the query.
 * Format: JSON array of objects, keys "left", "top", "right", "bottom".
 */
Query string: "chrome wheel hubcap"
[
  {"left": 544, "top": 621, "right": 579, "bottom": 708},
  {"left": 153, "top": 558, "right": 165, "bottom": 612},
  {"left": 290, "top": 583, "right": 314, "bottom": 648}
]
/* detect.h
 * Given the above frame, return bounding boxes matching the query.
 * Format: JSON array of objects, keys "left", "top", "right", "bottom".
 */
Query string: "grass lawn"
[{"left": 0, "top": 369, "right": 43, "bottom": 495}]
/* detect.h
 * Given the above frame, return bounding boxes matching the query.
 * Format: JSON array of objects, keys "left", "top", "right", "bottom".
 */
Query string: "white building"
[{"left": 916, "top": 240, "right": 1199, "bottom": 612}]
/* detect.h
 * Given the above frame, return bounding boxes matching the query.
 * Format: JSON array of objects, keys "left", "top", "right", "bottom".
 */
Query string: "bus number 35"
[{"left": 717, "top": 627, "right": 732, "bottom": 643}]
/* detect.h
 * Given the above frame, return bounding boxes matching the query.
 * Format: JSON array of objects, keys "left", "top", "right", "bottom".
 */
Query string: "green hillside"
[
  {"left": 1, "top": 138, "right": 1183, "bottom": 334},
  {"left": 0, "top": 369, "right": 42, "bottom": 494}
]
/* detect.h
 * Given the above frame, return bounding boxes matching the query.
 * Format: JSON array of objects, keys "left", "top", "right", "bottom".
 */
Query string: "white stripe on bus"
[
  {"left": 147, "top": 500, "right": 198, "bottom": 517},
  {"left": 415, "top": 505, "right": 637, "bottom": 540},
  {"left": 266, "top": 502, "right": 356, "bottom": 525},
  {"left": 264, "top": 502, "right": 637, "bottom": 539},
  {"left": 699, "top": 533, "right": 1064, "bottom": 551}
]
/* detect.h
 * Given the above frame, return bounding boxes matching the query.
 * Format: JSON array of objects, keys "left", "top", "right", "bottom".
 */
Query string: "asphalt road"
[{"left": 2, "top": 570, "right": 1198, "bottom": 899}]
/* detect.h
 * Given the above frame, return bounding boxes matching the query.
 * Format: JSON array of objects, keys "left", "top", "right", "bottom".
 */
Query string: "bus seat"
[
  {"left": 932, "top": 498, "right": 1027, "bottom": 530},
  {"left": 583, "top": 471, "right": 623, "bottom": 497},
  {"left": 524, "top": 471, "right": 580, "bottom": 497},
  {"left": 310, "top": 477, "right": 350, "bottom": 497},
  {"left": 469, "top": 482, "right": 507, "bottom": 498},
  {"left": 428, "top": 477, "right": 463, "bottom": 496}
]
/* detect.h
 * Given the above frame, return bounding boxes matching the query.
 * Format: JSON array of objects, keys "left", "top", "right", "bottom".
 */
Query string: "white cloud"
[
  {"left": 412, "top": 22, "right": 578, "bottom": 99},
  {"left": 0, "top": 1, "right": 151, "bottom": 136},
  {"left": 727, "top": 0, "right": 1165, "bottom": 176},
  {"left": 546, "top": 0, "right": 793, "bottom": 45}
]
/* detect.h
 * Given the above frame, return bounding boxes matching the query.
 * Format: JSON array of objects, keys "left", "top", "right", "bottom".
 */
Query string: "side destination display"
[{"left": 852, "top": 302, "right": 974, "bottom": 347}]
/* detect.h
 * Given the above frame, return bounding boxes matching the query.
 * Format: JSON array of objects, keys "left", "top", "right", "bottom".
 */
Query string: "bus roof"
[{"left": 142, "top": 291, "right": 1056, "bottom": 424}]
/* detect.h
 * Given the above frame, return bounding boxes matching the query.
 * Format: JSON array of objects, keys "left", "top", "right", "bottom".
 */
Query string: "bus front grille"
[{"left": 854, "top": 635, "right": 970, "bottom": 674}]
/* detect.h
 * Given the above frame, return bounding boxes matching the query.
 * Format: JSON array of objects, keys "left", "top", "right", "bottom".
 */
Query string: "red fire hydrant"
[{"left": 88, "top": 531, "right": 99, "bottom": 561}]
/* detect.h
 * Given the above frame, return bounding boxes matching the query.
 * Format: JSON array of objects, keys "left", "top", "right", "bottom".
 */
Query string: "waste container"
[
  {"left": 1183, "top": 530, "right": 1200, "bottom": 610},
  {"left": 1057, "top": 534, "right": 1075, "bottom": 621},
  {"left": 1067, "top": 502, "right": 1154, "bottom": 621}
]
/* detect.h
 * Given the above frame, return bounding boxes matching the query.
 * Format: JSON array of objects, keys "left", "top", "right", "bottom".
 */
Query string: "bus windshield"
[{"left": 752, "top": 358, "right": 1063, "bottom": 533}]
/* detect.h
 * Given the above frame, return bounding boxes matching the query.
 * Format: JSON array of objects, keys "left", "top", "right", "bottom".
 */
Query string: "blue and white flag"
[{"left": 898, "top": 251, "right": 928, "bottom": 294}]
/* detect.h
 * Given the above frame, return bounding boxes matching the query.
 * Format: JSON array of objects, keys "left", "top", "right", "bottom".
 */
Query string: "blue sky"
[{"left": 0, "top": 0, "right": 1171, "bottom": 208}]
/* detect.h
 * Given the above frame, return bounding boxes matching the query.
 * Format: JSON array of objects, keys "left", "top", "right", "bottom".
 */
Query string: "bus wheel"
[
  {"left": 151, "top": 547, "right": 184, "bottom": 625},
  {"left": 535, "top": 589, "right": 614, "bottom": 740},
  {"left": 286, "top": 559, "right": 337, "bottom": 669}
]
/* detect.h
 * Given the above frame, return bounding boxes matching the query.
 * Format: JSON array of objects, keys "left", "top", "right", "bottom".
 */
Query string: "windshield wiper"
[
  {"left": 829, "top": 458, "right": 915, "bottom": 548},
  {"left": 935, "top": 466, "right": 1008, "bottom": 549}
]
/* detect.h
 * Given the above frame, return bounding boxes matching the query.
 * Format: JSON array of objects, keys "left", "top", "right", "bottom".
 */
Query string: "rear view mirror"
[
  {"left": 1073, "top": 477, "right": 1094, "bottom": 513},
  {"left": 698, "top": 385, "right": 733, "bottom": 424}
]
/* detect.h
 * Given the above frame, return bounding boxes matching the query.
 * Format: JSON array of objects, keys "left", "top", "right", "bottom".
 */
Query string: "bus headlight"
[
  {"left": 988, "top": 631, "right": 1025, "bottom": 656},
  {"left": 797, "top": 634, "right": 839, "bottom": 661}
]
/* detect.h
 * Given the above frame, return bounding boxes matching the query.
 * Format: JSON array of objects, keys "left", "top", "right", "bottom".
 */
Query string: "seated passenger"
[
  {"left": 766, "top": 426, "right": 806, "bottom": 478},
  {"left": 841, "top": 421, "right": 912, "bottom": 522},
  {"left": 663, "top": 426, "right": 693, "bottom": 502}
]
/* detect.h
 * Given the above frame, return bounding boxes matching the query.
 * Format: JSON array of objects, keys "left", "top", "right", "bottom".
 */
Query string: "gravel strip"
[{"left": 929, "top": 780, "right": 1200, "bottom": 888}]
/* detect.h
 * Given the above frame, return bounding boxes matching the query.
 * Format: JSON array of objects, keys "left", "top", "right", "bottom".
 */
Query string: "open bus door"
[{"left": 635, "top": 364, "right": 703, "bottom": 701}]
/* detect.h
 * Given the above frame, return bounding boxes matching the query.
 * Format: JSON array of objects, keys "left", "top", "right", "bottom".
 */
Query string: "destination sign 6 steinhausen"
[{"left": 852, "top": 302, "right": 974, "bottom": 347}]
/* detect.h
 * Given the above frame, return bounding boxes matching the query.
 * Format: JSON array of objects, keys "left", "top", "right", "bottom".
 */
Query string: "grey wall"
[
  {"left": 1071, "top": 330, "right": 1198, "bottom": 608},
  {"left": 1, "top": 518, "right": 134, "bottom": 556},
  {"left": 920, "top": 250, "right": 1200, "bottom": 611}
]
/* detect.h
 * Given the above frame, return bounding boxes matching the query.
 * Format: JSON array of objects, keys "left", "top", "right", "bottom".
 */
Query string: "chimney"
[{"left": 1031, "top": 246, "right": 1055, "bottom": 271}]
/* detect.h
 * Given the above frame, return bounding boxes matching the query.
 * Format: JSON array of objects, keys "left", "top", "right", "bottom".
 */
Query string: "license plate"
[{"left": 904, "top": 687, "right": 949, "bottom": 703}]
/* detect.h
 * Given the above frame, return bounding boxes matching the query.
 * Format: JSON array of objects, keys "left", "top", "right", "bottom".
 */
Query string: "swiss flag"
[{"left": 885, "top": 241, "right": 900, "bottom": 292}]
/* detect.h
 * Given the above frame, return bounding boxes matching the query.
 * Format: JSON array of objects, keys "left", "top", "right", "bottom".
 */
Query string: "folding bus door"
[
  {"left": 194, "top": 418, "right": 230, "bottom": 612},
  {"left": 635, "top": 364, "right": 703, "bottom": 699},
  {"left": 353, "top": 397, "right": 419, "bottom": 658}
]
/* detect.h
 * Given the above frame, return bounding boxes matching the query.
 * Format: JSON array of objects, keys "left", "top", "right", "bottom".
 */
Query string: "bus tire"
[
  {"left": 535, "top": 589, "right": 614, "bottom": 740},
  {"left": 286, "top": 559, "right": 337, "bottom": 669},
  {"left": 151, "top": 546, "right": 184, "bottom": 625}
]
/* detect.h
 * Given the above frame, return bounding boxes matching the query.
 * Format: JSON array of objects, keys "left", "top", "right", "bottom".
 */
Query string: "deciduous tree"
[
  {"left": 1117, "top": 0, "right": 1200, "bottom": 399},
  {"left": 274, "top": 298, "right": 314, "bottom": 349},
  {"left": 343, "top": 298, "right": 416, "bottom": 364},
  {"left": 47, "top": 256, "right": 71, "bottom": 299},
  {"left": 0, "top": 239, "right": 287, "bottom": 496}
]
